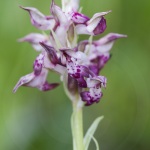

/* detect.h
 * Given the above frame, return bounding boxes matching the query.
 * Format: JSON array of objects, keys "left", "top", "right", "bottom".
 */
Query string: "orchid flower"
[
  {"left": 14, "top": 0, "right": 126, "bottom": 106},
  {"left": 14, "top": 0, "right": 126, "bottom": 149}
]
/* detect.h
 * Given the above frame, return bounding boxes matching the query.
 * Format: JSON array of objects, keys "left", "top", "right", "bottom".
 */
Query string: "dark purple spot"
[
  {"left": 77, "top": 69, "right": 81, "bottom": 72},
  {"left": 72, "top": 73, "right": 80, "bottom": 78}
]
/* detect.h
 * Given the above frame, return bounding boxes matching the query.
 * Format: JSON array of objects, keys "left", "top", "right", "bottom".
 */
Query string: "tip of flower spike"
[{"left": 19, "top": 5, "right": 27, "bottom": 10}]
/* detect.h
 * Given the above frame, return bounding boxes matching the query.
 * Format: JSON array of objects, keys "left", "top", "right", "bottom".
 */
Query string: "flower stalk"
[{"left": 72, "top": 99, "right": 84, "bottom": 150}]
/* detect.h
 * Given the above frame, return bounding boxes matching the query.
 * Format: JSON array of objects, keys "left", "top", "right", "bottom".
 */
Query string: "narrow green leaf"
[
  {"left": 92, "top": 136, "right": 99, "bottom": 150},
  {"left": 79, "top": 7, "right": 83, "bottom": 13},
  {"left": 84, "top": 116, "right": 104, "bottom": 150}
]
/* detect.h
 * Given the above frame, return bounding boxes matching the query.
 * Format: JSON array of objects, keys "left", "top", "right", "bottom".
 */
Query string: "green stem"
[{"left": 72, "top": 101, "right": 84, "bottom": 150}]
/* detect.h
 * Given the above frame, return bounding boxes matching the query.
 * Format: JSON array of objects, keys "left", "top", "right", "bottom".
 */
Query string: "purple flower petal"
[
  {"left": 13, "top": 73, "right": 35, "bottom": 93},
  {"left": 50, "top": 1, "right": 70, "bottom": 46},
  {"left": 18, "top": 33, "right": 50, "bottom": 51},
  {"left": 80, "top": 90, "right": 103, "bottom": 106},
  {"left": 51, "top": 1, "right": 68, "bottom": 25},
  {"left": 40, "top": 82, "right": 59, "bottom": 91},
  {"left": 75, "top": 24, "right": 89, "bottom": 35},
  {"left": 13, "top": 69, "right": 58, "bottom": 92},
  {"left": 93, "top": 17, "right": 106, "bottom": 35},
  {"left": 60, "top": 49, "right": 90, "bottom": 88},
  {"left": 77, "top": 77, "right": 87, "bottom": 88},
  {"left": 60, "top": 48, "right": 88, "bottom": 63},
  {"left": 94, "top": 33, "right": 127, "bottom": 53},
  {"left": 72, "top": 12, "right": 89, "bottom": 24},
  {"left": 66, "top": 57, "right": 89, "bottom": 79},
  {"left": 87, "top": 11, "right": 111, "bottom": 24},
  {"left": 89, "top": 65, "right": 99, "bottom": 75},
  {"left": 75, "top": 11, "right": 110, "bottom": 35},
  {"left": 67, "top": 60, "right": 90, "bottom": 88},
  {"left": 40, "top": 42, "right": 59, "bottom": 65},
  {"left": 20, "top": 6, "right": 55, "bottom": 30},
  {"left": 80, "top": 76, "right": 106, "bottom": 106},
  {"left": 92, "top": 76, "right": 107, "bottom": 88},
  {"left": 33, "top": 53, "right": 44, "bottom": 75},
  {"left": 89, "top": 54, "right": 110, "bottom": 75},
  {"left": 93, "top": 33, "right": 127, "bottom": 48},
  {"left": 78, "top": 33, "right": 127, "bottom": 74}
]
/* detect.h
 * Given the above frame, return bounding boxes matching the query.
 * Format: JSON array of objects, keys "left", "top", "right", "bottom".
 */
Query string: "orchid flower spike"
[{"left": 14, "top": 0, "right": 127, "bottom": 106}]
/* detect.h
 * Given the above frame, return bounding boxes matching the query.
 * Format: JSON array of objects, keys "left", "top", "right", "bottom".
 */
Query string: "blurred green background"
[{"left": 0, "top": 0, "right": 150, "bottom": 150}]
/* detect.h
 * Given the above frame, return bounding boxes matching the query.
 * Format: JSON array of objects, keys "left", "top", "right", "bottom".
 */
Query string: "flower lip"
[
  {"left": 80, "top": 91, "right": 103, "bottom": 106},
  {"left": 33, "top": 53, "right": 44, "bottom": 76},
  {"left": 80, "top": 76, "right": 106, "bottom": 106}
]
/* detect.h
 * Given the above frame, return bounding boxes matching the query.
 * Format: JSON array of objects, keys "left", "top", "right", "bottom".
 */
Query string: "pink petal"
[
  {"left": 94, "top": 33, "right": 127, "bottom": 53},
  {"left": 40, "top": 42, "right": 59, "bottom": 65},
  {"left": 50, "top": 1, "right": 68, "bottom": 25},
  {"left": 13, "top": 69, "right": 59, "bottom": 92},
  {"left": 40, "top": 82, "right": 59, "bottom": 91},
  {"left": 13, "top": 73, "right": 35, "bottom": 93},
  {"left": 75, "top": 11, "right": 111, "bottom": 35},
  {"left": 33, "top": 53, "right": 44, "bottom": 75},
  {"left": 71, "top": 12, "right": 89, "bottom": 24},
  {"left": 20, "top": 6, "right": 55, "bottom": 30},
  {"left": 18, "top": 33, "right": 49, "bottom": 51}
]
